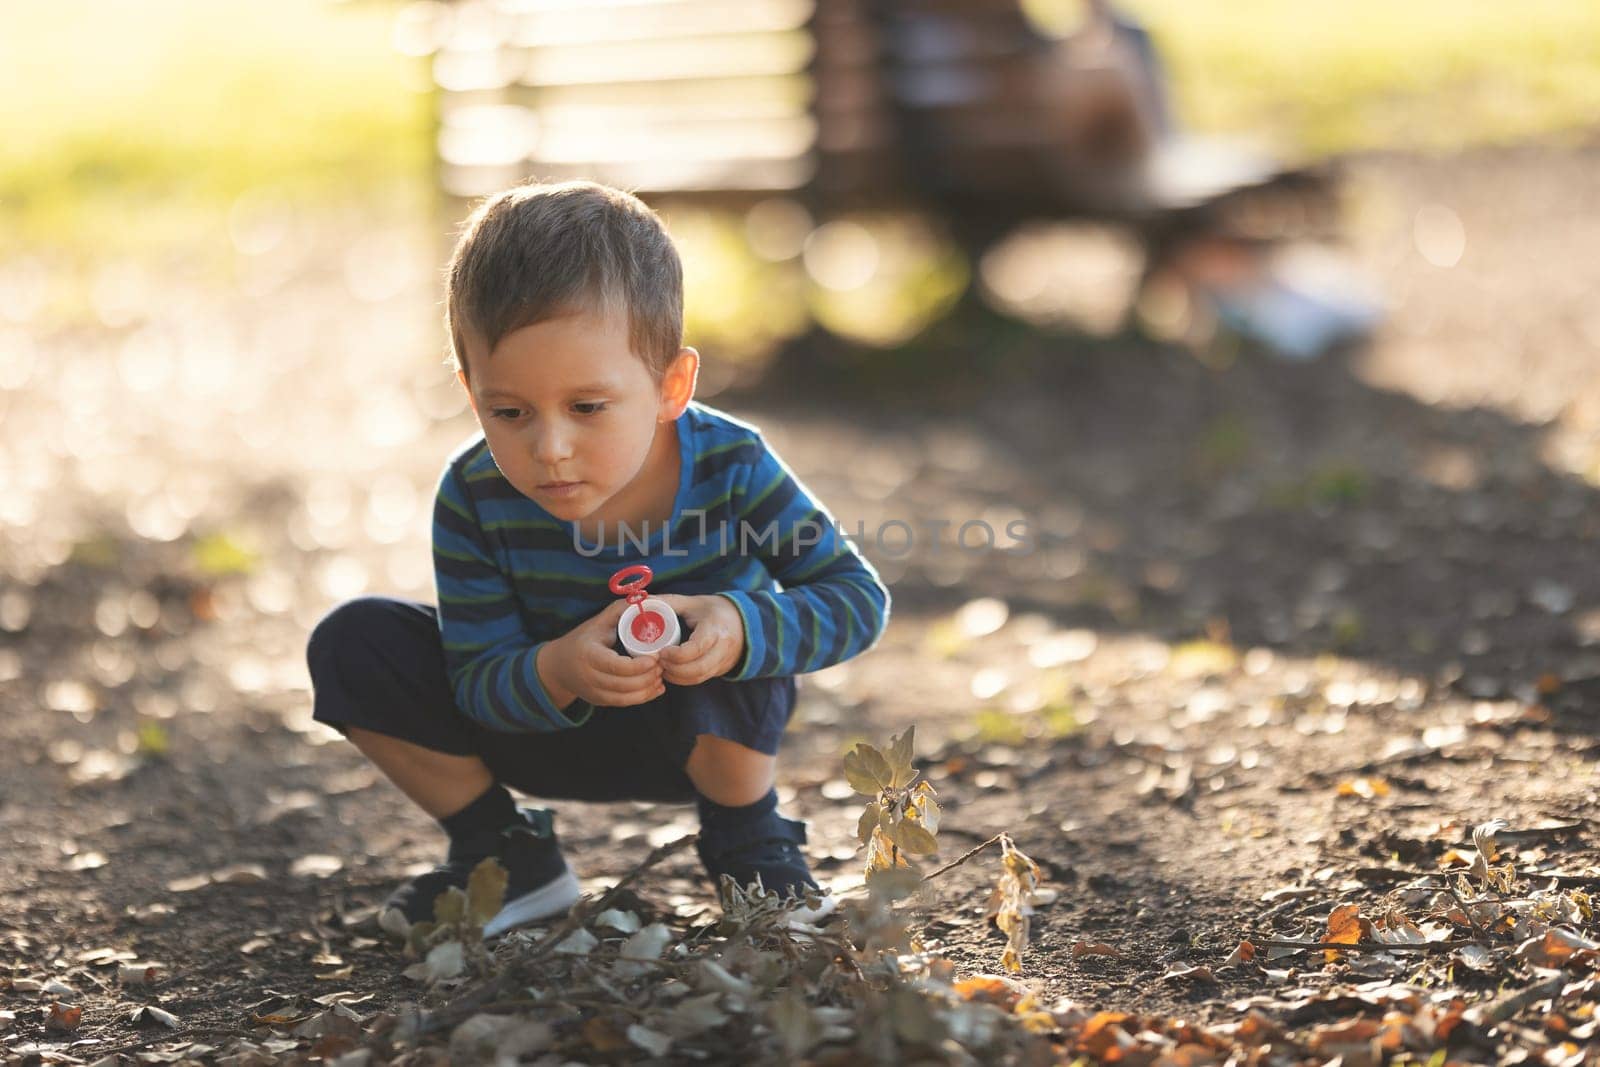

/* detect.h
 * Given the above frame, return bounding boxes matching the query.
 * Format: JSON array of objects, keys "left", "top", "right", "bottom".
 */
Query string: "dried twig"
[
  {"left": 421, "top": 834, "right": 697, "bottom": 1035},
  {"left": 920, "top": 833, "right": 1005, "bottom": 884},
  {"left": 1248, "top": 938, "right": 1484, "bottom": 954},
  {"left": 1353, "top": 865, "right": 1600, "bottom": 889},
  {"left": 520, "top": 833, "right": 697, "bottom": 965},
  {"left": 1442, "top": 879, "right": 1487, "bottom": 940}
]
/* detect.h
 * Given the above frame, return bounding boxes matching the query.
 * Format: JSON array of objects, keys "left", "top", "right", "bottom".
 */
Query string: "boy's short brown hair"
[{"left": 446, "top": 180, "right": 683, "bottom": 378}]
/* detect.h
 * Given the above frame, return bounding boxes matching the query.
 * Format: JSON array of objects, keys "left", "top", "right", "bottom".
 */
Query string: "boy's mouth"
[{"left": 538, "top": 480, "right": 583, "bottom": 493}]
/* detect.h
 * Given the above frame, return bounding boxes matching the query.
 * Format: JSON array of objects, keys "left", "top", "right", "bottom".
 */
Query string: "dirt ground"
[{"left": 3, "top": 145, "right": 1600, "bottom": 1063}]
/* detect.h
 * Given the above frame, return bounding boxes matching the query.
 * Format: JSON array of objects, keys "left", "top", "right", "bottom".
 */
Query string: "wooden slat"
[
  {"left": 506, "top": 0, "right": 813, "bottom": 47},
  {"left": 525, "top": 156, "right": 816, "bottom": 194},
  {"left": 433, "top": 0, "right": 1327, "bottom": 225},
  {"left": 532, "top": 115, "right": 817, "bottom": 165},
  {"left": 521, "top": 31, "right": 814, "bottom": 86},
  {"left": 516, "top": 76, "right": 812, "bottom": 114}
]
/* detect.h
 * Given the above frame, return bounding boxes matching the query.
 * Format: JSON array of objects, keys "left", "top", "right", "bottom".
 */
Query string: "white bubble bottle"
[{"left": 609, "top": 564, "right": 680, "bottom": 657}]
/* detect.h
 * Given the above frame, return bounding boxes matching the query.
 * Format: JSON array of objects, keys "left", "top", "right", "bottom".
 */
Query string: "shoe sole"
[
  {"left": 377, "top": 868, "right": 583, "bottom": 942},
  {"left": 483, "top": 868, "right": 583, "bottom": 939},
  {"left": 787, "top": 893, "right": 838, "bottom": 927}
]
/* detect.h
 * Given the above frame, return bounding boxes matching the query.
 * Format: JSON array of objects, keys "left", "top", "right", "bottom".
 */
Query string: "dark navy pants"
[{"left": 305, "top": 597, "right": 796, "bottom": 803}]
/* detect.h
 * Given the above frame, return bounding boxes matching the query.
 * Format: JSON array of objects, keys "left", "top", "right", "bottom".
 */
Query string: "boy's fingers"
[
  {"left": 589, "top": 675, "right": 664, "bottom": 704},
  {"left": 588, "top": 645, "right": 659, "bottom": 676},
  {"left": 660, "top": 665, "right": 698, "bottom": 687},
  {"left": 658, "top": 640, "right": 699, "bottom": 664},
  {"left": 586, "top": 598, "right": 629, "bottom": 634}
]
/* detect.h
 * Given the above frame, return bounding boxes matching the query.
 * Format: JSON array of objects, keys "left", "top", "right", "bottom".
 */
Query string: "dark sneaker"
[
  {"left": 379, "top": 807, "right": 580, "bottom": 940},
  {"left": 696, "top": 812, "right": 833, "bottom": 921}
]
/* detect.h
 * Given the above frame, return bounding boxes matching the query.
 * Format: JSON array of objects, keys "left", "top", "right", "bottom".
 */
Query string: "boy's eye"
[
  {"left": 572, "top": 401, "right": 609, "bottom": 416},
  {"left": 489, "top": 407, "right": 524, "bottom": 420}
]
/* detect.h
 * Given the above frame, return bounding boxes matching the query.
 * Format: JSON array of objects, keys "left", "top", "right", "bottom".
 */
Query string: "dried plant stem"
[
  {"left": 1443, "top": 880, "right": 1487, "bottom": 940},
  {"left": 921, "top": 833, "right": 1006, "bottom": 884},
  {"left": 521, "top": 833, "right": 697, "bottom": 966},
  {"left": 1354, "top": 865, "right": 1600, "bottom": 889},
  {"left": 1249, "top": 937, "right": 1484, "bottom": 954}
]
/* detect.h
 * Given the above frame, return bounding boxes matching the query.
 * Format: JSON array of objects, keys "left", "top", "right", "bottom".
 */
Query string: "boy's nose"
[{"left": 532, "top": 424, "right": 573, "bottom": 464}]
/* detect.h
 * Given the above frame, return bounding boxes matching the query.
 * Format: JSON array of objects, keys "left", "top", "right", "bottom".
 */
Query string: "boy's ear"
[
  {"left": 658, "top": 347, "right": 699, "bottom": 421},
  {"left": 455, "top": 368, "right": 478, "bottom": 414}
]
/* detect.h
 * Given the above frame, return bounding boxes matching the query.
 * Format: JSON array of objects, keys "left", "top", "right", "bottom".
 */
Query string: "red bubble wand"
[{"left": 608, "top": 565, "right": 680, "bottom": 656}]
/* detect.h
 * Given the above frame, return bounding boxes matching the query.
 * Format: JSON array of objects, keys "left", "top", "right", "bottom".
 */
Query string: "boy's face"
[{"left": 457, "top": 308, "right": 696, "bottom": 524}]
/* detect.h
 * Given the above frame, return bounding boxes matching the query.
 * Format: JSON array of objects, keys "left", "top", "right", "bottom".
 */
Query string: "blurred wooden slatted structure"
[{"left": 422, "top": 0, "right": 1331, "bottom": 251}]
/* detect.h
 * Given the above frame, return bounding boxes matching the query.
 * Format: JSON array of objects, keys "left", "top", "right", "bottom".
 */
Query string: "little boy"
[{"left": 306, "top": 181, "right": 889, "bottom": 938}]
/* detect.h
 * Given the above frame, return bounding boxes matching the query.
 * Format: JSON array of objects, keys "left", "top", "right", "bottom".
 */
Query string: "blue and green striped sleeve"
[
  {"left": 433, "top": 465, "right": 593, "bottom": 733},
  {"left": 717, "top": 437, "right": 890, "bottom": 680}
]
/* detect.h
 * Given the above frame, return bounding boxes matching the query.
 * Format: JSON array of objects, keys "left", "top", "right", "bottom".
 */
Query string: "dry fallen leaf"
[
  {"left": 593, "top": 909, "right": 642, "bottom": 934},
  {"left": 1516, "top": 928, "right": 1600, "bottom": 968},
  {"left": 554, "top": 929, "right": 599, "bottom": 956},
  {"left": 992, "top": 837, "right": 1044, "bottom": 973},
  {"left": 1074, "top": 1011, "right": 1137, "bottom": 1059},
  {"left": 450, "top": 1014, "right": 513, "bottom": 1062},
  {"left": 768, "top": 988, "right": 822, "bottom": 1060},
  {"left": 290, "top": 855, "right": 344, "bottom": 879},
  {"left": 627, "top": 1024, "right": 673, "bottom": 1058},
  {"left": 466, "top": 858, "right": 508, "bottom": 928},
  {"left": 661, "top": 993, "right": 728, "bottom": 1039},
  {"left": 581, "top": 1016, "right": 632, "bottom": 1053},
  {"left": 619, "top": 923, "right": 673, "bottom": 961},
  {"left": 1336, "top": 776, "right": 1390, "bottom": 799},
  {"left": 1372, "top": 916, "right": 1427, "bottom": 946},
  {"left": 211, "top": 864, "right": 269, "bottom": 885},
  {"left": 46, "top": 1002, "right": 83, "bottom": 1032},
  {"left": 166, "top": 873, "right": 211, "bottom": 893},
  {"left": 1221, "top": 940, "right": 1257, "bottom": 968},
  {"left": 130, "top": 1005, "right": 180, "bottom": 1029},
  {"left": 953, "top": 975, "right": 1026, "bottom": 1007},
  {"left": 118, "top": 963, "right": 163, "bottom": 985},
  {"left": 1071, "top": 941, "right": 1122, "bottom": 959},
  {"left": 1324, "top": 903, "right": 1370, "bottom": 962},
  {"left": 1159, "top": 964, "right": 1216, "bottom": 984},
  {"left": 422, "top": 941, "right": 465, "bottom": 982}
]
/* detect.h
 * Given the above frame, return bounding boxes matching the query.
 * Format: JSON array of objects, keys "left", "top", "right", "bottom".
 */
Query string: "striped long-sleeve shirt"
[{"left": 433, "top": 402, "right": 891, "bottom": 733}]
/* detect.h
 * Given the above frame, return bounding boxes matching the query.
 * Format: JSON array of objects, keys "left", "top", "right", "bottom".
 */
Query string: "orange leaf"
[
  {"left": 953, "top": 976, "right": 1022, "bottom": 1008},
  {"left": 1071, "top": 941, "right": 1122, "bottom": 958},
  {"left": 1222, "top": 939, "right": 1257, "bottom": 967},
  {"left": 1324, "top": 903, "right": 1368, "bottom": 963},
  {"left": 1309, "top": 1018, "right": 1380, "bottom": 1052},
  {"left": 1336, "top": 777, "right": 1390, "bottom": 799},
  {"left": 1076, "top": 1012, "right": 1136, "bottom": 1058},
  {"left": 46, "top": 1003, "right": 83, "bottom": 1033},
  {"left": 581, "top": 1017, "right": 630, "bottom": 1053}
]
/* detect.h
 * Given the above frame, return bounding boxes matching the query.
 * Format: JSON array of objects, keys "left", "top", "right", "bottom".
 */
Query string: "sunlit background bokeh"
[{"left": 4, "top": 0, "right": 1600, "bottom": 731}]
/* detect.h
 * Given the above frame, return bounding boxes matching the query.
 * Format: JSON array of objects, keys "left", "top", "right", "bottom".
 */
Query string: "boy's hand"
[
  {"left": 538, "top": 599, "right": 665, "bottom": 709},
  {"left": 655, "top": 594, "right": 746, "bottom": 686}
]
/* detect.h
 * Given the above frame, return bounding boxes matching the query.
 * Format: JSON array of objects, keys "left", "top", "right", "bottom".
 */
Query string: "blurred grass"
[
  {"left": 1116, "top": 0, "right": 1600, "bottom": 155},
  {"left": 7, "top": 0, "right": 1600, "bottom": 258},
  {"left": 0, "top": 0, "right": 429, "bottom": 252}
]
